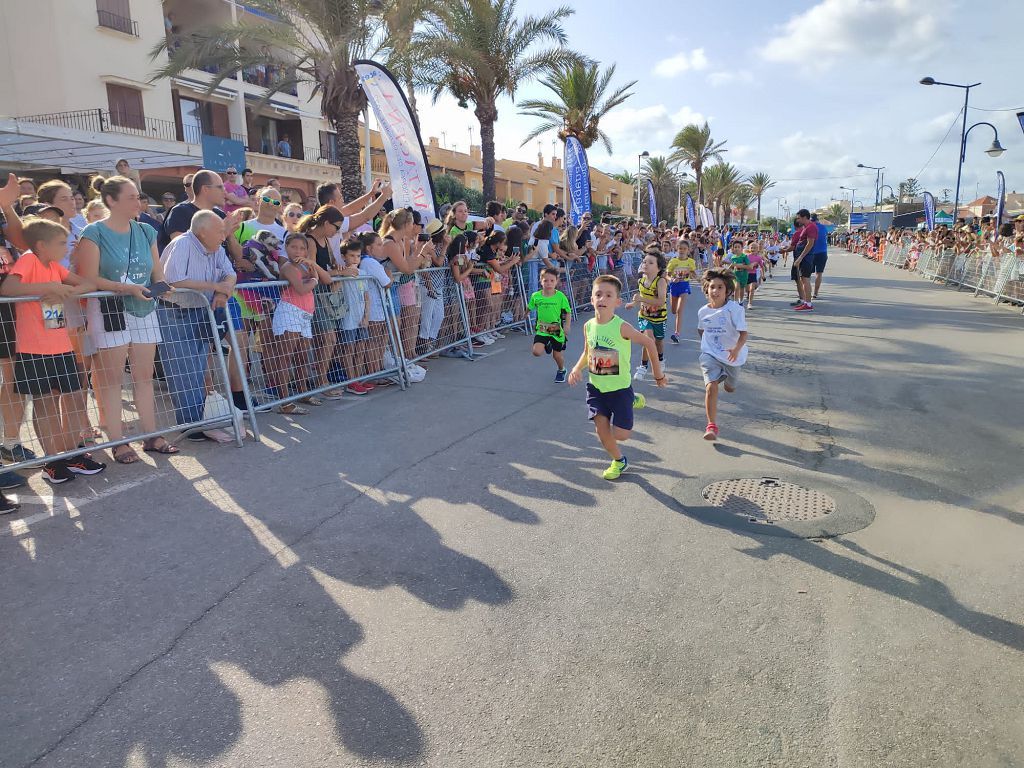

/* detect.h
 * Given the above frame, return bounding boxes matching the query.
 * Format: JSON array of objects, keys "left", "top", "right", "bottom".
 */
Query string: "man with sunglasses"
[
  {"left": 222, "top": 167, "right": 249, "bottom": 213},
  {"left": 160, "top": 170, "right": 244, "bottom": 261},
  {"left": 234, "top": 187, "right": 287, "bottom": 244}
]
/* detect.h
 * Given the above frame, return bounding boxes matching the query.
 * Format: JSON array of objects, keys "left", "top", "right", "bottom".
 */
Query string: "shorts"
[
  {"left": 85, "top": 298, "right": 162, "bottom": 349},
  {"left": 791, "top": 265, "right": 800, "bottom": 282},
  {"left": 586, "top": 383, "right": 635, "bottom": 432},
  {"left": 534, "top": 334, "right": 565, "bottom": 353},
  {"left": 214, "top": 295, "right": 244, "bottom": 339},
  {"left": 312, "top": 290, "right": 338, "bottom": 333},
  {"left": 699, "top": 352, "right": 741, "bottom": 388},
  {"left": 637, "top": 317, "right": 665, "bottom": 340},
  {"left": 670, "top": 281, "right": 692, "bottom": 297},
  {"left": 397, "top": 279, "right": 418, "bottom": 307},
  {"left": 0, "top": 301, "right": 16, "bottom": 360},
  {"left": 389, "top": 284, "right": 401, "bottom": 317},
  {"left": 798, "top": 258, "right": 814, "bottom": 279},
  {"left": 273, "top": 300, "right": 313, "bottom": 339},
  {"left": 339, "top": 326, "right": 369, "bottom": 344},
  {"left": 812, "top": 252, "right": 828, "bottom": 273},
  {"left": 769, "top": 256, "right": 779, "bottom": 264},
  {"left": 237, "top": 287, "right": 280, "bottom": 321},
  {"left": 597, "top": 255, "right": 609, "bottom": 272},
  {"left": 734, "top": 273, "right": 749, "bottom": 287},
  {"left": 14, "top": 351, "right": 82, "bottom": 396},
  {"left": 747, "top": 274, "right": 759, "bottom": 287}
]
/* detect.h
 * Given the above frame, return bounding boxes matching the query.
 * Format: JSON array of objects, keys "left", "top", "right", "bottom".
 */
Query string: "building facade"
[{"left": 0, "top": 0, "right": 634, "bottom": 213}]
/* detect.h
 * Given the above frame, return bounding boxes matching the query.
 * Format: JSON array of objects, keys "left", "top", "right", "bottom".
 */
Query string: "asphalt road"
[{"left": 3, "top": 252, "right": 1022, "bottom": 768}]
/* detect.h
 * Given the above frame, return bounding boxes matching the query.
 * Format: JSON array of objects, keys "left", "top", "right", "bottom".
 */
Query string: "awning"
[{"left": 0, "top": 116, "right": 201, "bottom": 173}]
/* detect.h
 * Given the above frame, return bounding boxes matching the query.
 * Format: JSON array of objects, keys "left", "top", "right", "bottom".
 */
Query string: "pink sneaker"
[
  {"left": 703, "top": 423, "right": 719, "bottom": 441},
  {"left": 794, "top": 303, "right": 814, "bottom": 311}
]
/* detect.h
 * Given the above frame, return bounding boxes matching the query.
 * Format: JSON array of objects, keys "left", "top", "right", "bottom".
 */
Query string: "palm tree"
[
  {"left": 610, "top": 171, "right": 637, "bottom": 185},
  {"left": 732, "top": 184, "right": 756, "bottom": 225},
  {"left": 825, "top": 202, "right": 847, "bottom": 226},
  {"left": 747, "top": 171, "right": 775, "bottom": 225},
  {"left": 517, "top": 61, "right": 636, "bottom": 153},
  {"left": 411, "top": 0, "right": 578, "bottom": 201},
  {"left": 701, "top": 162, "right": 743, "bottom": 223},
  {"left": 382, "top": 0, "right": 438, "bottom": 124},
  {"left": 151, "top": 0, "right": 391, "bottom": 203},
  {"left": 641, "top": 155, "right": 679, "bottom": 224},
  {"left": 669, "top": 121, "right": 727, "bottom": 204}
]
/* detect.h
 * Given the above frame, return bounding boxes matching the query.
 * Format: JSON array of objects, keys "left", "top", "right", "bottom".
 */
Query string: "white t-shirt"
[
  {"left": 341, "top": 277, "right": 368, "bottom": 331},
  {"left": 697, "top": 300, "right": 748, "bottom": 366},
  {"left": 358, "top": 255, "right": 390, "bottom": 322},
  {"left": 327, "top": 216, "right": 354, "bottom": 262}
]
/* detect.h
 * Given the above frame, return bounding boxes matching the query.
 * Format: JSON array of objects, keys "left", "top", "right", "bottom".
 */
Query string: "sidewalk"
[{"left": 2, "top": 252, "right": 1022, "bottom": 768}]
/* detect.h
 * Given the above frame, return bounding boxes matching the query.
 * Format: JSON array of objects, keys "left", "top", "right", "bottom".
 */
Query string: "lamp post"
[
  {"left": 637, "top": 150, "right": 649, "bottom": 220},
  {"left": 919, "top": 77, "right": 1006, "bottom": 224},
  {"left": 840, "top": 186, "right": 857, "bottom": 231},
  {"left": 857, "top": 163, "right": 885, "bottom": 229},
  {"left": 879, "top": 184, "right": 896, "bottom": 226},
  {"left": 676, "top": 171, "right": 690, "bottom": 226}
]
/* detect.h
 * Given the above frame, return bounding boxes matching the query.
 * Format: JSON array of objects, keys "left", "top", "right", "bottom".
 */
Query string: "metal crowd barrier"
[{"left": 0, "top": 288, "right": 244, "bottom": 475}]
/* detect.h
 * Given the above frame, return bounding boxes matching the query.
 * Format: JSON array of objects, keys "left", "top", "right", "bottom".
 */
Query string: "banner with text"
[
  {"left": 354, "top": 59, "right": 437, "bottom": 221},
  {"left": 647, "top": 179, "right": 657, "bottom": 224},
  {"left": 564, "top": 137, "right": 591, "bottom": 226},
  {"left": 685, "top": 193, "right": 696, "bottom": 228},
  {"left": 699, "top": 205, "right": 714, "bottom": 228},
  {"left": 923, "top": 191, "right": 936, "bottom": 231}
]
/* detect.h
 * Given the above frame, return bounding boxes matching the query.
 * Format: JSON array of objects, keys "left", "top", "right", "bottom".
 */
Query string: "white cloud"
[
  {"left": 761, "top": 0, "right": 952, "bottom": 71},
  {"left": 708, "top": 70, "right": 754, "bottom": 87},
  {"left": 653, "top": 48, "right": 708, "bottom": 77}
]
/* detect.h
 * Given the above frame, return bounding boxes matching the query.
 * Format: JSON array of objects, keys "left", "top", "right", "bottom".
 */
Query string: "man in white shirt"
[{"left": 319, "top": 179, "right": 393, "bottom": 258}]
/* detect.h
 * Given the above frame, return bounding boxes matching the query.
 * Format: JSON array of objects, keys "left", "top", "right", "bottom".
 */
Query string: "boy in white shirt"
[{"left": 696, "top": 268, "right": 748, "bottom": 442}]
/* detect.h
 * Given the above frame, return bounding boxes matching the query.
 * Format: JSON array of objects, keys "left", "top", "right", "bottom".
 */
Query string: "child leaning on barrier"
[
  {"left": 0, "top": 218, "right": 105, "bottom": 485},
  {"left": 337, "top": 238, "right": 374, "bottom": 396}
]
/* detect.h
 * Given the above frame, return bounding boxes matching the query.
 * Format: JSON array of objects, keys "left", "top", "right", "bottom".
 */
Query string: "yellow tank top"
[
  {"left": 585, "top": 315, "right": 631, "bottom": 393},
  {"left": 638, "top": 274, "right": 667, "bottom": 321}
]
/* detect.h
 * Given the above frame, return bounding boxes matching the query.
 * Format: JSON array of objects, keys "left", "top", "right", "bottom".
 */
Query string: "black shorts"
[
  {"left": 586, "top": 383, "right": 635, "bottom": 431},
  {"left": 14, "top": 351, "right": 82, "bottom": 396},
  {"left": 534, "top": 334, "right": 565, "bottom": 353},
  {"left": 790, "top": 265, "right": 800, "bottom": 282},
  {"left": 0, "top": 302, "right": 15, "bottom": 360},
  {"left": 798, "top": 258, "right": 814, "bottom": 279}
]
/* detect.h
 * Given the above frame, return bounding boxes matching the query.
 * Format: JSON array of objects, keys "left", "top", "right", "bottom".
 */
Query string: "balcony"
[
  {"left": 241, "top": 64, "right": 298, "bottom": 97},
  {"left": 16, "top": 109, "right": 182, "bottom": 144},
  {"left": 97, "top": 8, "right": 139, "bottom": 36}
]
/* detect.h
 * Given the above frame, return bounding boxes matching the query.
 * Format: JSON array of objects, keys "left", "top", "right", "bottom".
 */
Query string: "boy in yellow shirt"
[{"left": 666, "top": 241, "right": 697, "bottom": 344}]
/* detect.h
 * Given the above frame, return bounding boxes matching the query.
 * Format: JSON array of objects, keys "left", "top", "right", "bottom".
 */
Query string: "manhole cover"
[
  {"left": 701, "top": 477, "right": 836, "bottom": 522},
  {"left": 671, "top": 472, "right": 874, "bottom": 539}
]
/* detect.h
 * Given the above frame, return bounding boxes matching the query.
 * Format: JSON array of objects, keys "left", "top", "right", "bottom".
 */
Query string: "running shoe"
[
  {"left": 478, "top": 334, "right": 495, "bottom": 345},
  {"left": 322, "top": 388, "right": 346, "bottom": 400},
  {"left": 602, "top": 455, "right": 628, "bottom": 480},
  {"left": 345, "top": 383, "right": 369, "bottom": 395},
  {"left": 554, "top": 369, "right": 567, "bottom": 384},
  {"left": 43, "top": 460, "right": 76, "bottom": 484},
  {"left": 633, "top": 365, "right": 648, "bottom": 382},
  {"left": 703, "top": 423, "right": 719, "bottom": 441},
  {"left": 794, "top": 303, "right": 814, "bottom": 312},
  {"left": 633, "top": 393, "right": 647, "bottom": 410},
  {"left": 0, "top": 444, "right": 36, "bottom": 463},
  {"left": 492, "top": 331, "right": 505, "bottom": 339},
  {"left": 670, "top": 334, "right": 680, "bottom": 345},
  {"left": 0, "top": 492, "right": 19, "bottom": 515},
  {"left": 66, "top": 455, "right": 107, "bottom": 476},
  {"left": 471, "top": 339, "right": 487, "bottom": 348},
  {"left": 0, "top": 470, "right": 26, "bottom": 490}
]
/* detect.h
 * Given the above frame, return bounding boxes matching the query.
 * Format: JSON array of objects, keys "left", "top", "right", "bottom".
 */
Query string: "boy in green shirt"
[
  {"left": 568, "top": 275, "right": 667, "bottom": 480},
  {"left": 727, "top": 239, "right": 750, "bottom": 303},
  {"left": 528, "top": 267, "right": 572, "bottom": 382}
]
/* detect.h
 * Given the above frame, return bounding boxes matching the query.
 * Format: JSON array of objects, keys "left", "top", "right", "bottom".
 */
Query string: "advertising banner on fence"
[
  {"left": 994, "top": 171, "right": 1005, "bottom": 241},
  {"left": 685, "top": 193, "right": 696, "bottom": 227},
  {"left": 923, "top": 191, "right": 936, "bottom": 231},
  {"left": 354, "top": 59, "right": 437, "bottom": 221},
  {"left": 647, "top": 179, "right": 657, "bottom": 224},
  {"left": 564, "top": 137, "right": 591, "bottom": 226}
]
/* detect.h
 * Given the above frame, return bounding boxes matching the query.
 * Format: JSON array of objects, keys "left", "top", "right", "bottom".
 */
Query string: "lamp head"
[
  {"left": 857, "top": 163, "right": 865, "bottom": 168},
  {"left": 640, "top": 150, "right": 650, "bottom": 158},
  {"left": 920, "top": 77, "right": 936, "bottom": 86},
  {"left": 985, "top": 139, "right": 1005, "bottom": 157}
]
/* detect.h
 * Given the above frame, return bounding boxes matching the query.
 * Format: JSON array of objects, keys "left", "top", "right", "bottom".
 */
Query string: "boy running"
[
  {"left": 666, "top": 241, "right": 696, "bottom": 344},
  {"left": 626, "top": 246, "right": 668, "bottom": 382},
  {"left": 528, "top": 267, "right": 572, "bottom": 382},
  {"left": 696, "top": 269, "right": 748, "bottom": 442},
  {"left": 568, "top": 275, "right": 666, "bottom": 480},
  {"left": 727, "top": 239, "right": 750, "bottom": 303}
]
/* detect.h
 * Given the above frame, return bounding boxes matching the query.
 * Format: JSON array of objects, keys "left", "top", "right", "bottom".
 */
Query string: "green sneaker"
[
  {"left": 602, "top": 455, "right": 628, "bottom": 480},
  {"left": 633, "top": 393, "right": 646, "bottom": 410}
]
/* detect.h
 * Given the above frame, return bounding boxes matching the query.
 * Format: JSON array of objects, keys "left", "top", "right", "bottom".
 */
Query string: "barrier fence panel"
[
  {"left": 566, "top": 260, "right": 597, "bottom": 319},
  {"left": 228, "top": 276, "right": 405, "bottom": 439},
  {"left": 409, "top": 266, "right": 474, "bottom": 363},
  {"left": 0, "top": 288, "right": 243, "bottom": 476},
  {"left": 992, "top": 252, "right": 1024, "bottom": 312}
]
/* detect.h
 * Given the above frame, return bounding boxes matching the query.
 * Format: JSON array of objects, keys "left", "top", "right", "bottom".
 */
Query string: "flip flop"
[
  {"left": 112, "top": 445, "right": 140, "bottom": 464},
  {"left": 143, "top": 437, "right": 180, "bottom": 455},
  {"left": 276, "top": 403, "right": 309, "bottom": 415}
]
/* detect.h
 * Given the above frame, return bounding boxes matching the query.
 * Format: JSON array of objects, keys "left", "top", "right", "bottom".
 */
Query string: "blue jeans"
[{"left": 157, "top": 305, "right": 212, "bottom": 427}]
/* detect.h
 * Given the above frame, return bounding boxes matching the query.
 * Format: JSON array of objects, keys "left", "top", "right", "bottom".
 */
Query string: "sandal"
[
  {"left": 143, "top": 437, "right": 180, "bottom": 455},
  {"left": 276, "top": 403, "right": 309, "bottom": 415},
  {"left": 299, "top": 395, "right": 323, "bottom": 406},
  {"left": 112, "top": 445, "right": 141, "bottom": 464}
]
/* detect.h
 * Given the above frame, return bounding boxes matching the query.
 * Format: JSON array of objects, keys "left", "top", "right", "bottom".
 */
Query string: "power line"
[
  {"left": 911, "top": 107, "right": 963, "bottom": 182},
  {"left": 969, "top": 105, "right": 1024, "bottom": 113},
  {"left": 772, "top": 172, "right": 875, "bottom": 182}
]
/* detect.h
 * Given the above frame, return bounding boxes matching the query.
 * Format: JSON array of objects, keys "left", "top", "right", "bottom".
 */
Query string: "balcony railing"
[
  {"left": 241, "top": 64, "right": 298, "bottom": 97},
  {"left": 16, "top": 109, "right": 185, "bottom": 145},
  {"left": 97, "top": 9, "right": 139, "bottom": 36}
]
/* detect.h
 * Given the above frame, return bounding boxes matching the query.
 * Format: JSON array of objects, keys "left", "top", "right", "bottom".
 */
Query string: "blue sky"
[{"left": 405, "top": 0, "right": 1024, "bottom": 215}]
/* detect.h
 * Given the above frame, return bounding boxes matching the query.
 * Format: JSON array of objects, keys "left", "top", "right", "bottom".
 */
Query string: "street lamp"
[
  {"left": 637, "top": 150, "right": 649, "bottom": 220},
  {"left": 919, "top": 77, "right": 1007, "bottom": 223},
  {"left": 857, "top": 163, "right": 885, "bottom": 221},
  {"left": 840, "top": 186, "right": 857, "bottom": 231},
  {"left": 676, "top": 171, "right": 690, "bottom": 225}
]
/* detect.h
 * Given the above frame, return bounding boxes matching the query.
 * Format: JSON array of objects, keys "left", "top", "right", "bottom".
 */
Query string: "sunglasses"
[
  {"left": 286, "top": 211, "right": 300, "bottom": 218},
  {"left": 226, "top": 171, "right": 238, "bottom": 175},
  {"left": 260, "top": 196, "right": 282, "bottom": 206}
]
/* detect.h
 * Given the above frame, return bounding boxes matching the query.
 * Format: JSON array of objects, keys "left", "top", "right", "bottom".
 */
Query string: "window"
[
  {"left": 106, "top": 84, "right": 145, "bottom": 130},
  {"left": 319, "top": 131, "right": 339, "bottom": 164},
  {"left": 525, "top": 188, "right": 533, "bottom": 205},
  {"left": 548, "top": 189, "right": 556, "bottom": 205},
  {"left": 97, "top": 0, "right": 138, "bottom": 36}
]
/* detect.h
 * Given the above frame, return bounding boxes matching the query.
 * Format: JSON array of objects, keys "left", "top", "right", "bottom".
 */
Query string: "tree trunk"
[
  {"left": 695, "top": 164, "right": 703, "bottom": 205},
  {"left": 333, "top": 108, "right": 365, "bottom": 203},
  {"left": 756, "top": 195, "right": 762, "bottom": 225},
  {"left": 405, "top": 79, "right": 419, "bottom": 127},
  {"left": 476, "top": 102, "right": 498, "bottom": 203}
]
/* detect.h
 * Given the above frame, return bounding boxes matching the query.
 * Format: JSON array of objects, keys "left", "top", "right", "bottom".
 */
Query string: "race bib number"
[
  {"left": 42, "top": 302, "right": 66, "bottom": 330},
  {"left": 537, "top": 321, "right": 562, "bottom": 335}
]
